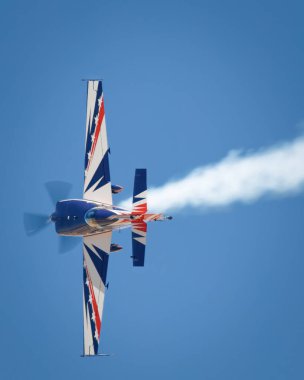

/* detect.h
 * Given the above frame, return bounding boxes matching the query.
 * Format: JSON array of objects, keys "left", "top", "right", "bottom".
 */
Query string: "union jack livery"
[{"left": 24, "top": 80, "right": 172, "bottom": 356}]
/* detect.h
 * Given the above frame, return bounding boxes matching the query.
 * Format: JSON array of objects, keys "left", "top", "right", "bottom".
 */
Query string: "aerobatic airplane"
[{"left": 24, "top": 80, "right": 172, "bottom": 356}]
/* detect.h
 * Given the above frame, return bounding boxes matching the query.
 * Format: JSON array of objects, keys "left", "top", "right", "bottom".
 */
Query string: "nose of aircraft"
[{"left": 85, "top": 208, "right": 118, "bottom": 227}]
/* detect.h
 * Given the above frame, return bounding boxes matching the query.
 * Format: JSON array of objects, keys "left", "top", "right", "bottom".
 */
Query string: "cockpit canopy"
[{"left": 85, "top": 207, "right": 118, "bottom": 228}]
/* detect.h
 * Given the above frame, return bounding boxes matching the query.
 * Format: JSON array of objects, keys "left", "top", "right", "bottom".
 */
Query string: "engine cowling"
[{"left": 111, "top": 184, "right": 123, "bottom": 194}]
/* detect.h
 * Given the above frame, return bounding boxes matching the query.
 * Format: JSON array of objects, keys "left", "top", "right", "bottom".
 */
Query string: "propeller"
[
  {"left": 23, "top": 213, "right": 51, "bottom": 236},
  {"left": 24, "top": 181, "right": 77, "bottom": 254},
  {"left": 45, "top": 181, "right": 72, "bottom": 206},
  {"left": 58, "top": 236, "right": 81, "bottom": 254}
]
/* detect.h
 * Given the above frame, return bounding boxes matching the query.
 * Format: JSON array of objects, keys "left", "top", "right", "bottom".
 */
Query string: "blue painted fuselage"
[{"left": 51, "top": 199, "right": 128, "bottom": 236}]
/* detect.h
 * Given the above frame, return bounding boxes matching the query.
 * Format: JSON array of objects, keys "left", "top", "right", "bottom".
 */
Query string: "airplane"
[{"left": 24, "top": 80, "right": 172, "bottom": 357}]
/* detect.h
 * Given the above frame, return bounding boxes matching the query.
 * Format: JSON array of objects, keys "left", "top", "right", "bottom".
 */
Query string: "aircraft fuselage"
[{"left": 51, "top": 199, "right": 166, "bottom": 236}]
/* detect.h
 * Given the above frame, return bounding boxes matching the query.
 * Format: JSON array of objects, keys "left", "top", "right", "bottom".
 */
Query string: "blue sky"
[{"left": 1, "top": 0, "right": 304, "bottom": 379}]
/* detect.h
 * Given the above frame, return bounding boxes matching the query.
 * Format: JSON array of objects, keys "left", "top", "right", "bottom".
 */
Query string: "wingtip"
[{"left": 81, "top": 353, "right": 112, "bottom": 357}]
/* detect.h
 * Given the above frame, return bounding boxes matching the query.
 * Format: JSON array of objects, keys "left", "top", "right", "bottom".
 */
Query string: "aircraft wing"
[
  {"left": 83, "top": 80, "right": 112, "bottom": 205},
  {"left": 82, "top": 231, "right": 112, "bottom": 356}
]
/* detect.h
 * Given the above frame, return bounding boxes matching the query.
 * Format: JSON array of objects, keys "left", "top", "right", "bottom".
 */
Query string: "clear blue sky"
[{"left": 1, "top": 0, "right": 304, "bottom": 379}]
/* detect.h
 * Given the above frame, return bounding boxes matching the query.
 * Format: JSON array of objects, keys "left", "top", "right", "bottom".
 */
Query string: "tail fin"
[{"left": 132, "top": 169, "right": 147, "bottom": 215}]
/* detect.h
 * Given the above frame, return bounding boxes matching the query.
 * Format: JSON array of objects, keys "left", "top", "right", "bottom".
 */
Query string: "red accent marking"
[
  {"left": 131, "top": 220, "right": 147, "bottom": 232},
  {"left": 87, "top": 97, "right": 105, "bottom": 171},
  {"left": 132, "top": 203, "right": 147, "bottom": 215},
  {"left": 85, "top": 265, "right": 101, "bottom": 338}
]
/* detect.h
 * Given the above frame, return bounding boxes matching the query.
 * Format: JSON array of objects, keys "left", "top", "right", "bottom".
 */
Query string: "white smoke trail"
[{"left": 119, "top": 136, "right": 304, "bottom": 213}]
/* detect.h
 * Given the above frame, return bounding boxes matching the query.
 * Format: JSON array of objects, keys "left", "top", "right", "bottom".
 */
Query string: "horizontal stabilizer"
[
  {"left": 131, "top": 221, "right": 147, "bottom": 267},
  {"left": 132, "top": 169, "right": 147, "bottom": 215}
]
